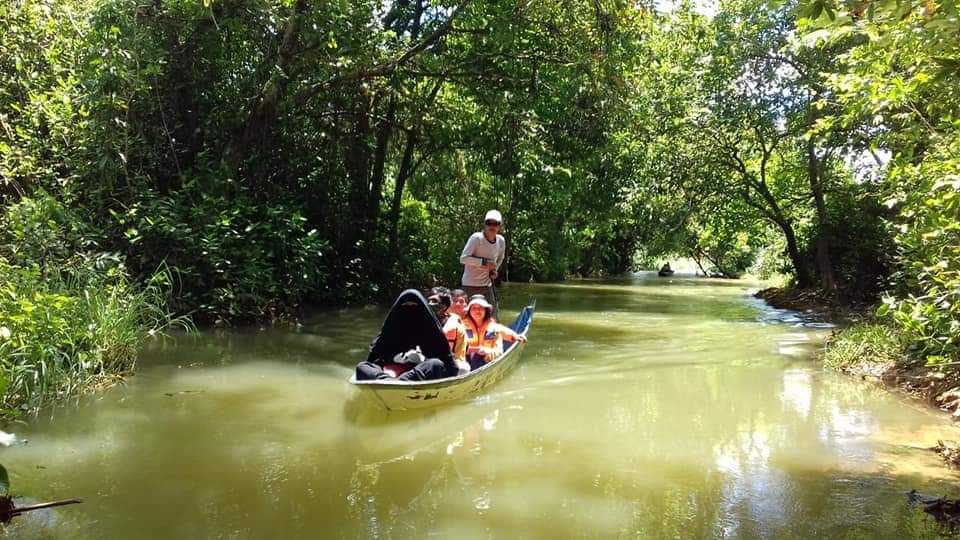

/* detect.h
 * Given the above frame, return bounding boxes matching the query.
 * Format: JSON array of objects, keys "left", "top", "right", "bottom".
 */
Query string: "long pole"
[
  {"left": 489, "top": 269, "right": 500, "bottom": 319},
  {"left": 1, "top": 498, "right": 82, "bottom": 522}
]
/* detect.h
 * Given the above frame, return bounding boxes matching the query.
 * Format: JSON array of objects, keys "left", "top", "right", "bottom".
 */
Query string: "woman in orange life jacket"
[
  {"left": 463, "top": 296, "right": 526, "bottom": 371},
  {"left": 427, "top": 287, "right": 470, "bottom": 376}
]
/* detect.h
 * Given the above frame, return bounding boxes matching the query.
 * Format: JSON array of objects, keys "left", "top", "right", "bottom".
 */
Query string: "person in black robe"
[{"left": 354, "top": 289, "right": 457, "bottom": 381}]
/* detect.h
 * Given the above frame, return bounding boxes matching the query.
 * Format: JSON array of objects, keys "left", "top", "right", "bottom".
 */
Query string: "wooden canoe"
[{"left": 349, "top": 304, "right": 535, "bottom": 410}]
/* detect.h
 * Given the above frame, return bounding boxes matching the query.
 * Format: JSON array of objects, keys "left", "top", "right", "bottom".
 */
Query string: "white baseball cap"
[{"left": 484, "top": 209, "right": 503, "bottom": 223}]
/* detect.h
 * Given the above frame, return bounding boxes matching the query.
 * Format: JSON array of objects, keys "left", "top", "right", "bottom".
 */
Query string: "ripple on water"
[{"left": 3, "top": 277, "right": 959, "bottom": 538}]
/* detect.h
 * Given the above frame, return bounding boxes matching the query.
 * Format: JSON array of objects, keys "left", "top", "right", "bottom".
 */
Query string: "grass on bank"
[
  {"left": 823, "top": 321, "right": 906, "bottom": 373},
  {"left": 0, "top": 195, "right": 188, "bottom": 421},
  {"left": 0, "top": 259, "right": 186, "bottom": 420}
]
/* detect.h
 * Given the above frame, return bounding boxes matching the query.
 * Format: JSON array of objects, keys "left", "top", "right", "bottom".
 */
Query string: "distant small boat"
[
  {"left": 658, "top": 269, "right": 674, "bottom": 277},
  {"left": 349, "top": 304, "right": 535, "bottom": 410}
]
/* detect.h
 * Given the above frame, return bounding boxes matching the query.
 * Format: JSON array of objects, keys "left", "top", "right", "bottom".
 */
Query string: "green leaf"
[
  {"left": 926, "top": 355, "right": 945, "bottom": 365},
  {"left": 804, "top": 0, "right": 825, "bottom": 19}
]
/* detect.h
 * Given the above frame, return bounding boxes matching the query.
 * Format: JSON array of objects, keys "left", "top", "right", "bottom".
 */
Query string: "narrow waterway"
[{"left": 4, "top": 275, "right": 959, "bottom": 538}]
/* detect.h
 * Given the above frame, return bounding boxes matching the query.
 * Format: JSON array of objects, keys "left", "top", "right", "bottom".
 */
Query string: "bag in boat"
[
  {"left": 392, "top": 346, "right": 425, "bottom": 365},
  {"left": 367, "top": 289, "right": 454, "bottom": 373}
]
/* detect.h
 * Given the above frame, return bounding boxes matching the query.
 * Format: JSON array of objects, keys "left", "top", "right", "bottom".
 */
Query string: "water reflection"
[{"left": 2, "top": 276, "right": 960, "bottom": 538}]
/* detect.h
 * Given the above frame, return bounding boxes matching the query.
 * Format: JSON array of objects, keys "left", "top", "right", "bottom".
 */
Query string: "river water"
[{"left": 4, "top": 275, "right": 960, "bottom": 538}]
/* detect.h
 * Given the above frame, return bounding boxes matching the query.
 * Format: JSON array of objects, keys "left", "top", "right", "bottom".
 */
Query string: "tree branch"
[
  {"left": 221, "top": 0, "right": 308, "bottom": 170},
  {"left": 293, "top": 0, "right": 474, "bottom": 107}
]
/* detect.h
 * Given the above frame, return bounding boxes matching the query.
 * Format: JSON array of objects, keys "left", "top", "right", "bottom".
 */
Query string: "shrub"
[
  {"left": 0, "top": 260, "right": 177, "bottom": 416},
  {"left": 0, "top": 195, "right": 181, "bottom": 418},
  {"left": 112, "top": 184, "right": 331, "bottom": 324},
  {"left": 880, "top": 139, "right": 960, "bottom": 363}
]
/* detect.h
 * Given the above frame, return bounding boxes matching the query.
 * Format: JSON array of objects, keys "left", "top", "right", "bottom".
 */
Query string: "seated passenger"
[
  {"left": 450, "top": 289, "right": 468, "bottom": 319},
  {"left": 462, "top": 297, "right": 526, "bottom": 370},
  {"left": 427, "top": 287, "right": 470, "bottom": 376},
  {"left": 355, "top": 289, "right": 459, "bottom": 381}
]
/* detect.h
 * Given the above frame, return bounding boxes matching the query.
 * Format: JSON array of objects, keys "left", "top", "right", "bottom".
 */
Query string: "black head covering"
[{"left": 366, "top": 289, "right": 454, "bottom": 366}]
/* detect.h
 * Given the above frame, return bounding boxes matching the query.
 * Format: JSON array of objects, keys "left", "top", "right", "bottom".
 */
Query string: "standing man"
[{"left": 459, "top": 209, "right": 505, "bottom": 317}]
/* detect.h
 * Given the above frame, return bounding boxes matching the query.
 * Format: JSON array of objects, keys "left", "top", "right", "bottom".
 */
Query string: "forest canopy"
[{"left": 1, "top": 0, "right": 957, "bottom": 367}]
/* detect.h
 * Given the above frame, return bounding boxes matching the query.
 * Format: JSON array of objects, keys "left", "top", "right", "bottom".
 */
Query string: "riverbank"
[
  {"left": 754, "top": 287, "right": 870, "bottom": 322},
  {"left": 0, "top": 262, "right": 181, "bottom": 423},
  {"left": 757, "top": 287, "right": 960, "bottom": 467},
  {"left": 0, "top": 197, "right": 190, "bottom": 424}
]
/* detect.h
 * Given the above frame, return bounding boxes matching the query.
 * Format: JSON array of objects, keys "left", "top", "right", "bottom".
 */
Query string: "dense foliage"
[
  {"left": 1, "top": 0, "right": 958, "bottom": 411},
  {"left": 799, "top": 0, "right": 960, "bottom": 363},
  {"left": 0, "top": 195, "right": 179, "bottom": 417},
  {"left": 1, "top": 0, "right": 900, "bottom": 311},
  {"left": 2, "top": 0, "right": 662, "bottom": 324}
]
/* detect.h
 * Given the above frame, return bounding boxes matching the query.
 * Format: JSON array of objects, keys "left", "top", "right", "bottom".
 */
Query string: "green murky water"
[{"left": 4, "top": 275, "right": 959, "bottom": 538}]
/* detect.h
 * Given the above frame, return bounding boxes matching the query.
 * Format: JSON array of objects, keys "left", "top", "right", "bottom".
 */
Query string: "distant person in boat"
[
  {"left": 460, "top": 209, "right": 505, "bottom": 317},
  {"left": 450, "top": 289, "right": 468, "bottom": 319},
  {"left": 355, "top": 289, "right": 460, "bottom": 381},
  {"left": 427, "top": 287, "right": 470, "bottom": 376},
  {"left": 658, "top": 262, "right": 673, "bottom": 276},
  {"left": 463, "top": 296, "right": 526, "bottom": 370}
]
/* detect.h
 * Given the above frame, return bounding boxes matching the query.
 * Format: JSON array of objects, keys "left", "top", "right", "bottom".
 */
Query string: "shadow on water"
[{"left": 340, "top": 392, "right": 445, "bottom": 427}]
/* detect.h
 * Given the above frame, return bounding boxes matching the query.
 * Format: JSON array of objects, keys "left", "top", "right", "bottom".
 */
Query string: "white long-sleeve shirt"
[{"left": 459, "top": 232, "right": 505, "bottom": 287}]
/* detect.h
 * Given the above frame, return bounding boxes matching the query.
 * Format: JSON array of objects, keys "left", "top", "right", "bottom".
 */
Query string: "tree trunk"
[
  {"left": 221, "top": 0, "right": 307, "bottom": 172},
  {"left": 388, "top": 73, "right": 438, "bottom": 260},
  {"left": 347, "top": 91, "right": 374, "bottom": 239},
  {"left": 780, "top": 217, "right": 813, "bottom": 288},
  {"left": 690, "top": 249, "right": 709, "bottom": 276},
  {"left": 808, "top": 139, "right": 837, "bottom": 292},
  {"left": 389, "top": 129, "right": 417, "bottom": 257},
  {"left": 368, "top": 96, "right": 397, "bottom": 236},
  {"left": 748, "top": 170, "right": 813, "bottom": 289}
]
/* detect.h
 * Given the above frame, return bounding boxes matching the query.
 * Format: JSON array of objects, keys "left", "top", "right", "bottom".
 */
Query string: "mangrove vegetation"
[{"left": 0, "top": 0, "right": 958, "bottom": 412}]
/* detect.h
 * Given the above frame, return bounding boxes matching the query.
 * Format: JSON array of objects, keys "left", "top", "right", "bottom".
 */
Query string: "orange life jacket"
[
  {"left": 443, "top": 314, "right": 462, "bottom": 350},
  {"left": 463, "top": 317, "right": 503, "bottom": 360}
]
